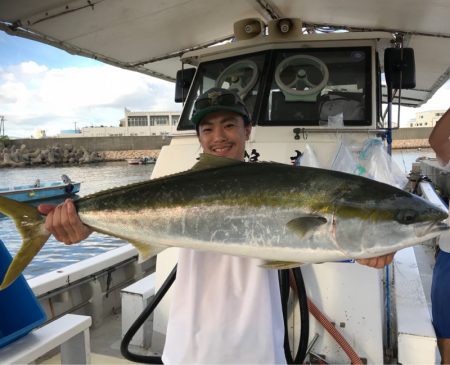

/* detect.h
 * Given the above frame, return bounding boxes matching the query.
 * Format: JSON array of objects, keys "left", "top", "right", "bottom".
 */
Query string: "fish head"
[
  {"left": 333, "top": 191, "right": 449, "bottom": 258},
  {"left": 391, "top": 194, "right": 448, "bottom": 242}
]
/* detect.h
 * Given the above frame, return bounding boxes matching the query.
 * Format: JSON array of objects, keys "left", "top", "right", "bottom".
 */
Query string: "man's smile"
[{"left": 211, "top": 144, "right": 234, "bottom": 155}]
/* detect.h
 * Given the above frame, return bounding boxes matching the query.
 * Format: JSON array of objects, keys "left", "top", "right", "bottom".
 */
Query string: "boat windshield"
[{"left": 178, "top": 47, "right": 372, "bottom": 130}]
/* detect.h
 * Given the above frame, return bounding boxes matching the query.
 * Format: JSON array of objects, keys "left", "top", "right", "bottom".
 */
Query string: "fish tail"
[{"left": 0, "top": 196, "right": 50, "bottom": 290}]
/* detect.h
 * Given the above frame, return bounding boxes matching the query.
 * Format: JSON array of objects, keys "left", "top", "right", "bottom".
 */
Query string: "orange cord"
[{"left": 307, "top": 298, "right": 364, "bottom": 365}]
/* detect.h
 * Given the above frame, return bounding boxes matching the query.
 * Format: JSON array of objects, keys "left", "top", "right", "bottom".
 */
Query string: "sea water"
[{"left": 0, "top": 161, "right": 154, "bottom": 279}]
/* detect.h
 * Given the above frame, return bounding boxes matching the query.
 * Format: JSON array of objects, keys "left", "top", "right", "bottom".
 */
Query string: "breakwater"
[
  {"left": 391, "top": 127, "right": 432, "bottom": 149},
  {"left": 0, "top": 135, "right": 170, "bottom": 167},
  {"left": 392, "top": 139, "right": 430, "bottom": 149},
  {"left": 100, "top": 149, "right": 160, "bottom": 161}
]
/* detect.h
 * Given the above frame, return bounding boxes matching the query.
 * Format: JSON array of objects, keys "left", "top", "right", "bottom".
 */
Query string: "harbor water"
[
  {"left": 0, "top": 148, "right": 436, "bottom": 279},
  {"left": 0, "top": 161, "right": 154, "bottom": 279}
]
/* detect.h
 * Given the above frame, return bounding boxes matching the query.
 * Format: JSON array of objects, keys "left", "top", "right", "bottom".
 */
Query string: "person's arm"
[
  {"left": 38, "top": 199, "right": 93, "bottom": 244},
  {"left": 429, "top": 108, "right": 450, "bottom": 164}
]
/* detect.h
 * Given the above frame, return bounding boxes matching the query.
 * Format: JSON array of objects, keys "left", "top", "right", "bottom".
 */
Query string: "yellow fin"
[
  {"left": 129, "top": 240, "right": 167, "bottom": 262},
  {"left": 191, "top": 153, "right": 243, "bottom": 171},
  {"left": 286, "top": 215, "right": 327, "bottom": 240},
  {"left": 260, "top": 261, "right": 304, "bottom": 269},
  {"left": 0, "top": 196, "right": 50, "bottom": 290},
  {"left": 90, "top": 226, "right": 168, "bottom": 263}
]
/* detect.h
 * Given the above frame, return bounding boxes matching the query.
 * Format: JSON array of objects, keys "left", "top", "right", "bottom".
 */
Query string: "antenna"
[{"left": 0, "top": 116, "right": 5, "bottom": 136}]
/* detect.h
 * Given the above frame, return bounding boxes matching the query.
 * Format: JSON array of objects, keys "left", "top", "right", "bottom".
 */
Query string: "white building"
[
  {"left": 58, "top": 111, "right": 181, "bottom": 137},
  {"left": 33, "top": 129, "right": 47, "bottom": 139},
  {"left": 408, "top": 110, "right": 446, "bottom": 128}
]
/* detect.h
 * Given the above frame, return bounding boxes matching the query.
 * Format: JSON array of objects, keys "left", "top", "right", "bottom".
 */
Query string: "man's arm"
[
  {"left": 429, "top": 108, "right": 450, "bottom": 164},
  {"left": 38, "top": 199, "right": 93, "bottom": 244}
]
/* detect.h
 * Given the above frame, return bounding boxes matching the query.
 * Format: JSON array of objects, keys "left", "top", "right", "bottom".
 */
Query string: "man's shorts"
[{"left": 432, "top": 249, "right": 450, "bottom": 338}]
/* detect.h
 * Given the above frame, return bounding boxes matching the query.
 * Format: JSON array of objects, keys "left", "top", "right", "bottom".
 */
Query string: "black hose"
[
  {"left": 120, "top": 264, "right": 177, "bottom": 364},
  {"left": 291, "top": 268, "right": 309, "bottom": 364},
  {"left": 278, "top": 268, "right": 309, "bottom": 364},
  {"left": 279, "top": 269, "right": 294, "bottom": 364}
]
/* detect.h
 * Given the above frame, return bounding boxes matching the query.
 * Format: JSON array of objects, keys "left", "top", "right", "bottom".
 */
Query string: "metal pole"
[
  {"left": 386, "top": 84, "right": 393, "bottom": 156},
  {"left": 0, "top": 116, "right": 4, "bottom": 136}
]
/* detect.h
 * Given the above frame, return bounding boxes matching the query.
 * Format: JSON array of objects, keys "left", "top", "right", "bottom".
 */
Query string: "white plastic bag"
[
  {"left": 329, "top": 140, "right": 361, "bottom": 175},
  {"left": 358, "top": 139, "right": 408, "bottom": 189},
  {"left": 300, "top": 144, "right": 321, "bottom": 168}
]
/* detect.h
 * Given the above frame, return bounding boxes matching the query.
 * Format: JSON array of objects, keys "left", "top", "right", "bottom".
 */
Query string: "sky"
[
  {"left": 0, "top": 32, "right": 181, "bottom": 138},
  {"left": 0, "top": 31, "right": 448, "bottom": 138}
]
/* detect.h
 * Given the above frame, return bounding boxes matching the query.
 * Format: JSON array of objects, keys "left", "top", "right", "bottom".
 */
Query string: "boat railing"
[{"left": 29, "top": 244, "right": 156, "bottom": 326}]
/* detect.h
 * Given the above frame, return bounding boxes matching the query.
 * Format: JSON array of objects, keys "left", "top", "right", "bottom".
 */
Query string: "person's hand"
[
  {"left": 357, "top": 253, "right": 395, "bottom": 269},
  {"left": 38, "top": 199, "right": 93, "bottom": 245}
]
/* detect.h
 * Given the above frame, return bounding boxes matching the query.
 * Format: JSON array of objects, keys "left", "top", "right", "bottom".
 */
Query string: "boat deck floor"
[{"left": 40, "top": 313, "right": 159, "bottom": 364}]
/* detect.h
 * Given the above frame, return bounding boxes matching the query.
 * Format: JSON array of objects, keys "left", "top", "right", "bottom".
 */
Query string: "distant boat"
[
  {"left": 0, "top": 175, "right": 80, "bottom": 202},
  {"left": 126, "top": 156, "right": 156, "bottom": 165}
]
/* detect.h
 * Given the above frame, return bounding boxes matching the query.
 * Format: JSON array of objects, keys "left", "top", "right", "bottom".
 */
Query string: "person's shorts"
[{"left": 432, "top": 249, "right": 450, "bottom": 338}]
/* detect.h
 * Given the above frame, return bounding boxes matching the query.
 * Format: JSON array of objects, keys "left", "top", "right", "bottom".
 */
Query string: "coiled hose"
[
  {"left": 279, "top": 268, "right": 310, "bottom": 364},
  {"left": 287, "top": 269, "right": 363, "bottom": 365}
]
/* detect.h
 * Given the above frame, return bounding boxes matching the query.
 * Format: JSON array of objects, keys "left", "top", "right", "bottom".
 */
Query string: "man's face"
[{"left": 198, "top": 111, "right": 252, "bottom": 161}]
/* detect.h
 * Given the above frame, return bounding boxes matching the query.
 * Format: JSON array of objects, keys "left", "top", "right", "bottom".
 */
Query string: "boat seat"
[
  {"left": 269, "top": 90, "right": 319, "bottom": 124},
  {"left": 0, "top": 314, "right": 92, "bottom": 364},
  {"left": 318, "top": 91, "right": 365, "bottom": 122},
  {"left": 121, "top": 273, "right": 155, "bottom": 348}
]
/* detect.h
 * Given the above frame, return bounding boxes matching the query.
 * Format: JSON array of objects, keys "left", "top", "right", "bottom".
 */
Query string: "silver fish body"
[{"left": 77, "top": 154, "right": 447, "bottom": 263}]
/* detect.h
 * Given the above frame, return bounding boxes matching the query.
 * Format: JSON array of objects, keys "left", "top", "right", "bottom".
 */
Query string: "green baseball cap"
[{"left": 191, "top": 87, "right": 250, "bottom": 125}]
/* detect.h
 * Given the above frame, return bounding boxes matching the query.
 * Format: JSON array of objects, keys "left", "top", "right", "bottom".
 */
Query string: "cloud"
[{"left": 1, "top": 61, "right": 181, "bottom": 137}]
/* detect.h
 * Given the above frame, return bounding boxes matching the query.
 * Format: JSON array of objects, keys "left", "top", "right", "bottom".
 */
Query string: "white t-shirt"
[{"left": 162, "top": 249, "right": 287, "bottom": 364}]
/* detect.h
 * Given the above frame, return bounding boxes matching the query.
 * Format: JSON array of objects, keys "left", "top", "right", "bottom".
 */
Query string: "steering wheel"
[
  {"left": 275, "top": 55, "right": 329, "bottom": 101},
  {"left": 216, "top": 60, "right": 259, "bottom": 99}
]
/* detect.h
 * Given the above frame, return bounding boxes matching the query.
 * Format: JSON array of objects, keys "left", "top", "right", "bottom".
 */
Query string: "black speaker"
[
  {"left": 175, "top": 68, "right": 196, "bottom": 103},
  {"left": 384, "top": 48, "right": 416, "bottom": 89}
]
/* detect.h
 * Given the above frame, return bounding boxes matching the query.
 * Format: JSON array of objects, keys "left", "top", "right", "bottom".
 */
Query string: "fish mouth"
[{"left": 414, "top": 220, "right": 450, "bottom": 238}]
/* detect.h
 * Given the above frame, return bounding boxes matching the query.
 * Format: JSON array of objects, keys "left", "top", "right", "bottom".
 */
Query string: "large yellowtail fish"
[{"left": 0, "top": 154, "right": 448, "bottom": 289}]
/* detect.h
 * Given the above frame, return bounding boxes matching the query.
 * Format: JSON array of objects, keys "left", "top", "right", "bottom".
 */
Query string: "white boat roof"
[{"left": 1, "top": 0, "right": 449, "bottom": 107}]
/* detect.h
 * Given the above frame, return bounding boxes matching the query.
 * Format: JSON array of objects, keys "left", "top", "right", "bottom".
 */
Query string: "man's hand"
[
  {"left": 38, "top": 199, "right": 93, "bottom": 245},
  {"left": 357, "top": 253, "right": 395, "bottom": 269}
]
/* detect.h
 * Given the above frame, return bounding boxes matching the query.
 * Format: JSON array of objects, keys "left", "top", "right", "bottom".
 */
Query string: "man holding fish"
[{"left": 37, "top": 88, "right": 398, "bottom": 363}]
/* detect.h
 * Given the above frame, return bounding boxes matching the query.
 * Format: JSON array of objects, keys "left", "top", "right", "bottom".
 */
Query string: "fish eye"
[{"left": 396, "top": 209, "right": 417, "bottom": 224}]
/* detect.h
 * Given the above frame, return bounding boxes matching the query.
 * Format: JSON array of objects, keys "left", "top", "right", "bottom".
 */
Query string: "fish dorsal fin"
[
  {"left": 191, "top": 153, "right": 244, "bottom": 171},
  {"left": 286, "top": 215, "right": 327, "bottom": 240}
]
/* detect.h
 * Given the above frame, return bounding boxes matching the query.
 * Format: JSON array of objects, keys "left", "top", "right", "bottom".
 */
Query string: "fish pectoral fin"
[
  {"left": 0, "top": 196, "right": 50, "bottom": 290},
  {"left": 191, "top": 153, "right": 244, "bottom": 171},
  {"left": 286, "top": 215, "right": 327, "bottom": 240},
  {"left": 260, "top": 261, "right": 304, "bottom": 269},
  {"left": 128, "top": 241, "right": 167, "bottom": 263}
]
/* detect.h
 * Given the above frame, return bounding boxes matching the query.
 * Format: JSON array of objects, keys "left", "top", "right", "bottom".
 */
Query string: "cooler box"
[{"left": 0, "top": 239, "right": 46, "bottom": 348}]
